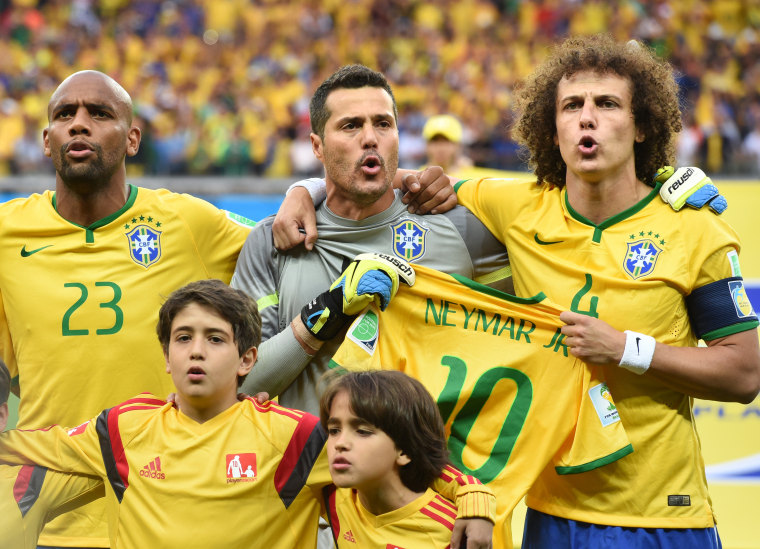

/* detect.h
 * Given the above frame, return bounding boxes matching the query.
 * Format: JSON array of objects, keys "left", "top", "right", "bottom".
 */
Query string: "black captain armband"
[{"left": 686, "top": 277, "right": 759, "bottom": 340}]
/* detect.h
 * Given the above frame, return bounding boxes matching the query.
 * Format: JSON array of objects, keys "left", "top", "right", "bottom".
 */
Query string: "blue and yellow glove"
[
  {"left": 654, "top": 166, "right": 727, "bottom": 214},
  {"left": 301, "top": 252, "right": 415, "bottom": 341}
]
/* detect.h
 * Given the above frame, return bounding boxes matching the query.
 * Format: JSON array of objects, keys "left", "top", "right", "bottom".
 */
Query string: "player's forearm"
[
  {"left": 239, "top": 325, "right": 318, "bottom": 398},
  {"left": 646, "top": 330, "right": 760, "bottom": 403}
]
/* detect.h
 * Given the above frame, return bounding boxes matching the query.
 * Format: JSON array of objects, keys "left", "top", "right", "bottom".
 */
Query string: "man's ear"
[
  {"left": 311, "top": 133, "right": 324, "bottom": 162},
  {"left": 164, "top": 351, "right": 171, "bottom": 374},
  {"left": 0, "top": 403, "right": 9, "bottom": 432},
  {"left": 238, "top": 347, "right": 257, "bottom": 377},
  {"left": 126, "top": 125, "right": 142, "bottom": 157},
  {"left": 43, "top": 128, "right": 52, "bottom": 158}
]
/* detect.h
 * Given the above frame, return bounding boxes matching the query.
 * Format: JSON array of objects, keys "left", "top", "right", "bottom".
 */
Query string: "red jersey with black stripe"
[
  {"left": 324, "top": 485, "right": 456, "bottom": 548},
  {"left": 0, "top": 394, "right": 330, "bottom": 548}
]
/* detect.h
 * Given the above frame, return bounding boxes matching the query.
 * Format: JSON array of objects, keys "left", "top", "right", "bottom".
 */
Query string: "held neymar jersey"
[
  {"left": 456, "top": 178, "right": 759, "bottom": 528},
  {"left": 232, "top": 191, "right": 509, "bottom": 414},
  {"left": 330, "top": 265, "right": 633, "bottom": 549}
]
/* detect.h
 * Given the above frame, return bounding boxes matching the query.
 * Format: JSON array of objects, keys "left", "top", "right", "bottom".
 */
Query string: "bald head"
[{"left": 48, "top": 71, "right": 133, "bottom": 124}]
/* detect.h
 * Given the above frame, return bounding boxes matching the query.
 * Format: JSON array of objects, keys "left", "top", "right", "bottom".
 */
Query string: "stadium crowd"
[{"left": 2, "top": 0, "right": 760, "bottom": 178}]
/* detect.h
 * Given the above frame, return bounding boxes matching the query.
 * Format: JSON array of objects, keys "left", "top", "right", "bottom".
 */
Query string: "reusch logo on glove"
[
  {"left": 667, "top": 167, "right": 694, "bottom": 194},
  {"left": 371, "top": 253, "right": 415, "bottom": 279}
]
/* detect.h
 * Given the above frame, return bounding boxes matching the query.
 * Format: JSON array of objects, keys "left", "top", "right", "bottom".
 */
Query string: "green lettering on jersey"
[
  {"left": 437, "top": 355, "right": 533, "bottom": 484},
  {"left": 544, "top": 327, "right": 569, "bottom": 356}
]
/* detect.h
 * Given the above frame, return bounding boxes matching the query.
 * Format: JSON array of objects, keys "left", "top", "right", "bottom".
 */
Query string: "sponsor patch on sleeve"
[
  {"left": 346, "top": 309, "right": 379, "bottom": 356},
  {"left": 588, "top": 383, "right": 621, "bottom": 427}
]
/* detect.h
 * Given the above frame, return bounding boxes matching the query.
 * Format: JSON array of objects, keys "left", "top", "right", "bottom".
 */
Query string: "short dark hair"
[
  {"left": 156, "top": 280, "right": 261, "bottom": 386},
  {"left": 319, "top": 370, "right": 449, "bottom": 492},
  {"left": 514, "top": 34, "right": 682, "bottom": 187},
  {"left": 309, "top": 64, "right": 398, "bottom": 139},
  {"left": 0, "top": 360, "right": 10, "bottom": 406}
]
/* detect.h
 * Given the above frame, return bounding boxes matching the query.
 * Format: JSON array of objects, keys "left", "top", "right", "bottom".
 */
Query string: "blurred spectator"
[
  {"left": 421, "top": 114, "right": 473, "bottom": 173},
  {"left": 2, "top": 0, "right": 760, "bottom": 177}
]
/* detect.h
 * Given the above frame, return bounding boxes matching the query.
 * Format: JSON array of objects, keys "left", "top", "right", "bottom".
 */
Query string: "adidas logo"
[
  {"left": 139, "top": 457, "right": 166, "bottom": 480},
  {"left": 343, "top": 530, "right": 356, "bottom": 543}
]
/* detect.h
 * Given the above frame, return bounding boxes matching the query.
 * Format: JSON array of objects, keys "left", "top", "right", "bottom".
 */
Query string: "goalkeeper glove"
[
  {"left": 301, "top": 252, "right": 415, "bottom": 341},
  {"left": 654, "top": 166, "right": 727, "bottom": 214}
]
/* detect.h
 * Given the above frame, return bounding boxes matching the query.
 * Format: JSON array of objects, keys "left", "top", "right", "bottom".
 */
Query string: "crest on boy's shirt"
[
  {"left": 226, "top": 453, "right": 257, "bottom": 483},
  {"left": 126, "top": 225, "right": 162, "bottom": 268},
  {"left": 623, "top": 239, "right": 662, "bottom": 279},
  {"left": 392, "top": 219, "right": 428, "bottom": 262}
]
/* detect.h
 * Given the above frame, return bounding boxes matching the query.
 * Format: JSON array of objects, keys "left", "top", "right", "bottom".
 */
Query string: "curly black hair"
[{"left": 514, "top": 34, "right": 682, "bottom": 187}]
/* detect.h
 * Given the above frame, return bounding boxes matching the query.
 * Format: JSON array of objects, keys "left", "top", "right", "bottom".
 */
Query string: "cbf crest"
[
  {"left": 623, "top": 239, "right": 662, "bottom": 279},
  {"left": 391, "top": 219, "right": 428, "bottom": 262},
  {"left": 126, "top": 225, "right": 162, "bottom": 268}
]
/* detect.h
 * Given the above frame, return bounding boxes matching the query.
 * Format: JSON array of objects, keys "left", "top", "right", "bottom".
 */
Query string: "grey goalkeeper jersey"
[{"left": 231, "top": 191, "right": 509, "bottom": 414}]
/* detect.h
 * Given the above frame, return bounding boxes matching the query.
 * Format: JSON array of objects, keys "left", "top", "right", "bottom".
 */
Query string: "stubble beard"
[
  {"left": 56, "top": 142, "right": 119, "bottom": 193},
  {"left": 325, "top": 148, "right": 398, "bottom": 207}
]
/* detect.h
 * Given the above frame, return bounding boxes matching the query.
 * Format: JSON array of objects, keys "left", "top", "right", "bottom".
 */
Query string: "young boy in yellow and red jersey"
[{"left": 320, "top": 370, "right": 490, "bottom": 549}]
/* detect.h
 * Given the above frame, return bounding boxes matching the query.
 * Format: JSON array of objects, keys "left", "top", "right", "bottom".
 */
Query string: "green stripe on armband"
[
  {"left": 256, "top": 293, "right": 279, "bottom": 311},
  {"left": 555, "top": 444, "right": 634, "bottom": 475}
]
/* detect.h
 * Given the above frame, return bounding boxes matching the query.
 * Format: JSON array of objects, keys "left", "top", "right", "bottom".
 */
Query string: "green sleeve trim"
[
  {"left": 450, "top": 273, "right": 546, "bottom": 304},
  {"left": 473, "top": 265, "right": 512, "bottom": 285},
  {"left": 226, "top": 211, "right": 257, "bottom": 228},
  {"left": 327, "top": 359, "right": 347, "bottom": 374},
  {"left": 256, "top": 292, "right": 279, "bottom": 311},
  {"left": 452, "top": 179, "right": 470, "bottom": 193},
  {"left": 702, "top": 320, "right": 759, "bottom": 341},
  {"left": 555, "top": 444, "right": 634, "bottom": 475}
]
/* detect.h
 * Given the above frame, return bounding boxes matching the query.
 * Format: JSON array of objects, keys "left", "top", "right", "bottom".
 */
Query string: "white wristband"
[
  {"left": 286, "top": 178, "right": 327, "bottom": 206},
  {"left": 619, "top": 330, "right": 656, "bottom": 375}
]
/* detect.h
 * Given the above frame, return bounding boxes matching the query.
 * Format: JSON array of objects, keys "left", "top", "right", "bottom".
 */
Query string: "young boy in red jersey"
[
  {"left": 0, "top": 280, "right": 493, "bottom": 548},
  {"left": 320, "top": 370, "right": 491, "bottom": 548}
]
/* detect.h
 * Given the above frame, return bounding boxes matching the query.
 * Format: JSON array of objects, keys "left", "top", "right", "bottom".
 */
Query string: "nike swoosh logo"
[
  {"left": 20, "top": 245, "right": 53, "bottom": 257},
  {"left": 534, "top": 233, "right": 564, "bottom": 246},
  {"left": 635, "top": 337, "right": 641, "bottom": 355}
]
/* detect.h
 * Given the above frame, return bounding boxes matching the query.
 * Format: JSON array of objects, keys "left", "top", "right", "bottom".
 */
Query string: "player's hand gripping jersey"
[
  {"left": 455, "top": 178, "right": 758, "bottom": 528},
  {"left": 330, "top": 265, "right": 633, "bottom": 549}
]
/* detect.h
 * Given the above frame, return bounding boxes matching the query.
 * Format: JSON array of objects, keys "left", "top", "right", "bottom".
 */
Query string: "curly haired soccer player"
[{"left": 452, "top": 34, "right": 760, "bottom": 549}]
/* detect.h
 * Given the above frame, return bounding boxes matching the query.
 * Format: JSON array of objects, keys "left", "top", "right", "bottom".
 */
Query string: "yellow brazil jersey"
[
  {"left": 456, "top": 178, "right": 759, "bottom": 528},
  {"left": 323, "top": 486, "right": 456, "bottom": 548},
  {"left": 329, "top": 265, "right": 633, "bottom": 549},
  {"left": 0, "top": 465, "right": 102, "bottom": 549},
  {"left": 0, "top": 185, "right": 251, "bottom": 546},
  {"left": 0, "top": 395, "right": 331, "bottom": 548}
]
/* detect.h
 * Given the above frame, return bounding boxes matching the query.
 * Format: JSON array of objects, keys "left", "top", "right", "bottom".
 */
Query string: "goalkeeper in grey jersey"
[{"left": 231, "top": 64, "right": 510, "bottom": 416}]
